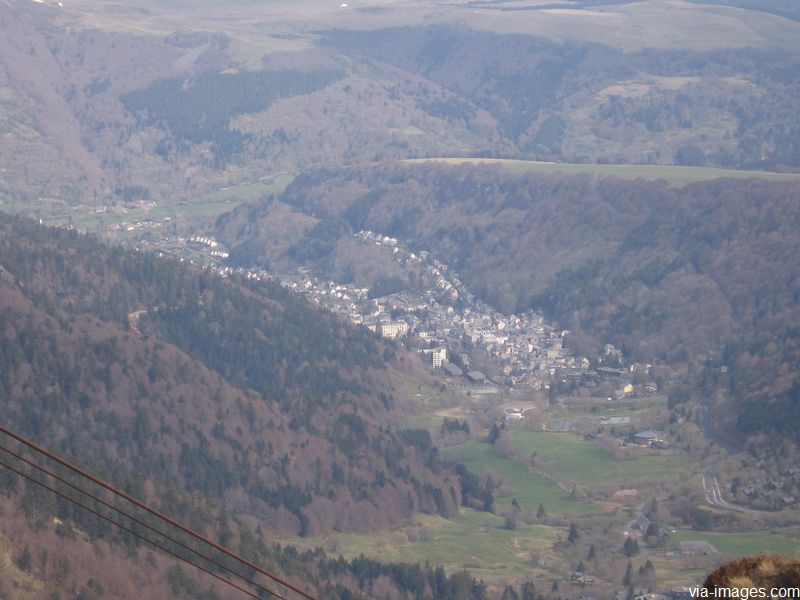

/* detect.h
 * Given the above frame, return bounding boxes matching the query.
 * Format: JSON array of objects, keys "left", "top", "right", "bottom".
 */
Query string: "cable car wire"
[
  {"left": 0, "top": 425, "right": 315, "bottom": 600},
  {"left": 0, "top": 441, "right": 285, "bottom": 600},
  {"left": 0, "top": 455, "right": 276, "bottom": 600}
]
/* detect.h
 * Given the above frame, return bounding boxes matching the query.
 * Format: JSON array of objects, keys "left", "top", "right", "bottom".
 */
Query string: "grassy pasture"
[
  {"left": 442, "top": 438, "right": 598, "bottom": 515},
  {"left": 510, "top": 431, "right": 691, "bottom": 486},
  {"left": 70, "top": 198, "right": 239, "bottom": 230},
  {"left": 278, "top": 509, "right": 562, "bottom": 584},
  {"left": 405, "top": 413, "right": 444, "bottom": 430},
  {"left": 671, "top": 529, "right": 800, "bottom": 556},
  {"left": 389, "top": 126, "right": 427, "bottom": 136},
  {"left": 596, "top": 75, "right": 757, "bottom": 99},
  {"left": 60, "top": 173, "right": 293, "bottom": 232},
  {"left": 406, "top": 158, "right": 800, "bottom": 187},
  {"left": 644, "top": 553, "right": 719, "bottom": 588},
  {"left": 202, "top": 172, "right": 294, "bottom": 202}
]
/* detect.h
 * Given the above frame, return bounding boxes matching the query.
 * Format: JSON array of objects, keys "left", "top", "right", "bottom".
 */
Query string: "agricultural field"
[
  {"left": 510, "top": 430, "right": 691, "bottom": 486},
  {"left": 278, "top": 509, "right": 563, "bottom": 585},
  {"left": 33, "top": 173, "right": 295, "bottom": 234},
  {"left": 407, "top": 158, "right": 800, "bottom": 187},
  {"left": 641, "top": 529, "right": 800, "bottom": 588},
  {"left": 641, "top": 553, "right": 720, "bottom": 589},
  {"left": 441, "top": 438, "right": 598, "bottom": 515},
  {"left": 44, "top": 199, "right": 238, "bottom": 232},
  {"left": 202, "top": 172, "right": 294, "bottom": 202},
  {"left": 405, "top": 413, "right": 445, "bottom": 431},
  {"left": 671, "top": 529, "right": 800, "bottom": 556}
]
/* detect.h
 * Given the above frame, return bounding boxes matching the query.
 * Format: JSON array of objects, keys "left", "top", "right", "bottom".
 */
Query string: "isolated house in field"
[
  {"left": 642, "top": 382, "right": 658, "bottom": 394},
  {"left": 678, "top": 540, "right": 718, "bottom": 556},
  {"left": 505, "top": 408, "right": 524, "bottom": 421},
  {"left": 671, "top": 587, "right": 693, "bottom": 600},
  {"left": 634, "top": 513, "right": 651, "bottom": 532},
  {"left": 634, "top": 430, "right": 661, "bottom": 446}
]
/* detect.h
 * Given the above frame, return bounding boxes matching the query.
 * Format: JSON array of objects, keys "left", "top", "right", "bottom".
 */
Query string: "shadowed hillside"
[{"left": 0, "top": 213, "right": 459, "bottom": 539}]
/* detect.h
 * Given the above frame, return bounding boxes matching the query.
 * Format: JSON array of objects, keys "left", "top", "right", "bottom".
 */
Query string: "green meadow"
[
  {"left": 278, "top": 509, "right": 562, "bottom": 584},
  {"left": 442, "top": 438, "right": 597, "bottom": 515},
  {"left": 510, "top": 430, "right": 691, "bottom": 486},
  {"left": 202, "top": 172, "right": 294, "bottom": 202},
  {"left": 671, "top": 530, "right": 800, "bottom": 556},
  {"left": 407, "top": 158, "right": 800, "bottom": 187}
]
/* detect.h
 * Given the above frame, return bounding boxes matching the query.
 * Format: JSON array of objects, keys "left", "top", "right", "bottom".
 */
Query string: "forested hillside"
[
  {"left": 122, "top": 69, "right": 344, "bottom": 168},
  {"left": 2, "top": 0, "right": 800, "bottom": 595},
  {"left": 216, "top": 163, "right": 800, "bottom": 442},
  {"left": 3, "top": 1, "right": 800, "bottom": 208},
  {"left": 0, "top": 488, "right": 493, "bottom": 600},
  {"left": 324, "top": 27, "right": 800, "bottom": 168},
  {"left": 0, "top": 213, "right": 459, "bottom": 540}
]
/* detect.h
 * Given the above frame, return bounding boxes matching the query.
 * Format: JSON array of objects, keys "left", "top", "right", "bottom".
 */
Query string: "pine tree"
[
  {"left": 504, "top": 514, "right": 517, "bottom": 530},
  {"left": 648, "top": 497, "right": 659, "bottom": 518},
  {"left": 623, "top": 560, "right": 633, "bottom": 586},
  {"left": 623, "top": 536, "right": 640, "bottom": 556},
  {"left": 501, "top": 586, "right": 520, "bottom": 600},
  {"left": 567, "top": 522, "right": 579, "bottom": 544},
  {"left": 536, "top": 503, "right": 546, "bottom": 519},
  {"left": 587, "top": 544, "right": 596, "bottom": 561},
  {"left": 521, "top": 582, "right": 536, "bottom": 600},
  {"left": 488, "top": 422, "right": 501, "bottom": 443},
  {"left": 639, "top": 559, "right": 656, "bottom": 581},
  {"left": 16, "top": 544, "right": 31, "bottom": 572}
]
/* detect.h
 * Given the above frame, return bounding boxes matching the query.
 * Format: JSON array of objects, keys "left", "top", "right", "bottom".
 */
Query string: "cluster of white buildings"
[
  {"left": 189, "top": 235, "right": 221, "bottom": 248},
  {"left": 140, "top": 229, "right": 604, "bottom": 390},
  {"left": 273, "top": 231, "right": 594, "bottom": 389}
]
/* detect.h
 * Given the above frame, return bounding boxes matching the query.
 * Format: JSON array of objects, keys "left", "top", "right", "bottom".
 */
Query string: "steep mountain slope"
[
  {"left": 0, "top": 1, "right": 496, "bottom": 206},
  {"left": 0, "top": 488, "right": 493, "bottom": 600},
  {"left": 0, "top": 213, "right": 459, "bottom": 538},
  {"left": 215, "top": 162, "right": 800, "bottom": 442}
]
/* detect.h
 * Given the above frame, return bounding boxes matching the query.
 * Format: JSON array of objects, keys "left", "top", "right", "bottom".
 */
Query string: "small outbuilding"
[
  {"left": 466, "top": 370, "right": 488, "bottom": 385},
  {"left": 634, "top": 430, "right": 662, "bottom": 446}
]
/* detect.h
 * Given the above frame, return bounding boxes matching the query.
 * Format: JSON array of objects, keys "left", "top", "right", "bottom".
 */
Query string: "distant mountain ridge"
[
  {"left": 2, "top": 4, "right": 800, "bottom": 208},
  {"left": 685, "top": 0, "right": 800, "bottom": 22}
]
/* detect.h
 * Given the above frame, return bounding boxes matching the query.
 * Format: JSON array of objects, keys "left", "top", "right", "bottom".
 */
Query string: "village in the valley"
[{"left": 143, "top": 228, "right": 641, "bottom": 401}]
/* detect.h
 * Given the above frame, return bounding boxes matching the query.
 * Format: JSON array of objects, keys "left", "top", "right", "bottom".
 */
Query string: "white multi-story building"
[
  {"left": 380, "top": 320, "right": 409, "bottom": 339},
  {"left": 429, "top": 347, "right": 447, "bottom": 368}
]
